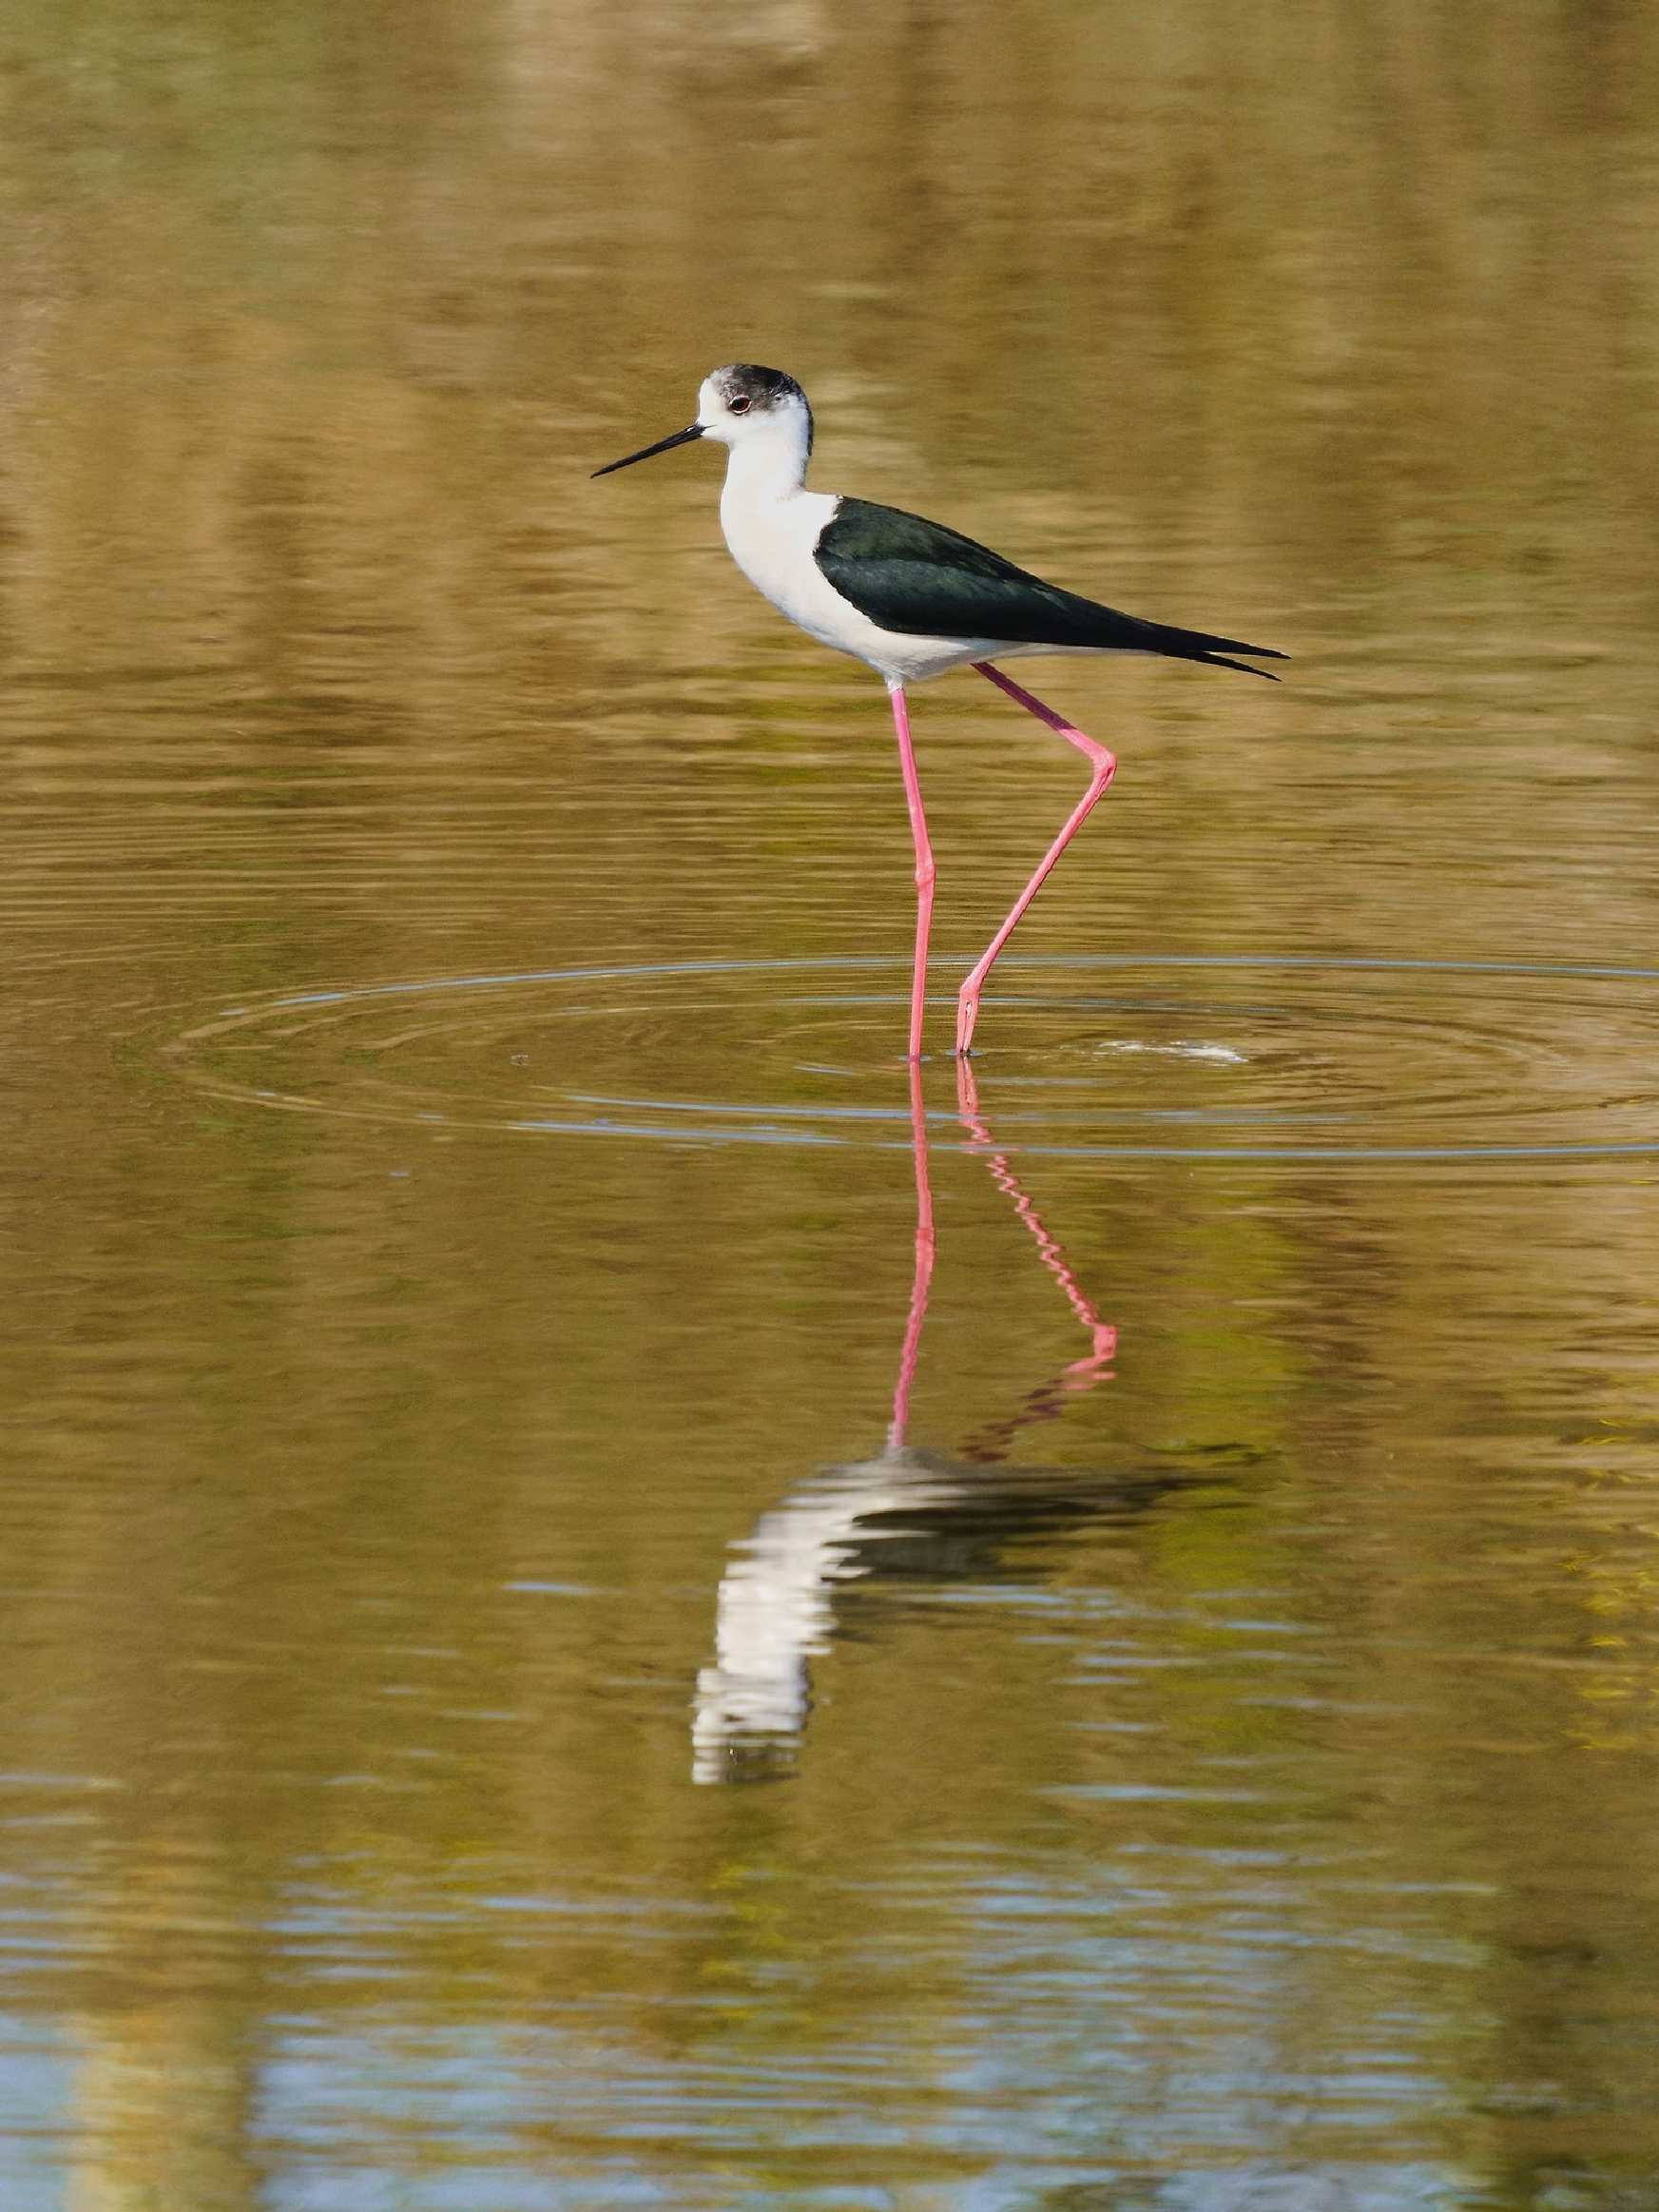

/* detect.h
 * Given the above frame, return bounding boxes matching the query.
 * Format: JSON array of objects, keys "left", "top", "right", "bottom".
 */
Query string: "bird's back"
[{"left": 816, "top": 496, "right": 1283, "bottom": 677}]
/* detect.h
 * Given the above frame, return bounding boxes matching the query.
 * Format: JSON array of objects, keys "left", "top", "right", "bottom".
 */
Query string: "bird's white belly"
[{"left": 719, "top": 487, "right": 994, "bottom": 684}]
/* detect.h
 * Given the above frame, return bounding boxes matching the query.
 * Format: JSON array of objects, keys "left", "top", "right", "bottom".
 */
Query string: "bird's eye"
[{"left": 728, "top": 395, "right": 752, "bottom": 415}]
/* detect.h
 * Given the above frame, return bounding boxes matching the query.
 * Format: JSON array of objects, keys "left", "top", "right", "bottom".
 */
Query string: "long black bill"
[{"left": 591, "top": 423, "right": 704, "bottom": 478}]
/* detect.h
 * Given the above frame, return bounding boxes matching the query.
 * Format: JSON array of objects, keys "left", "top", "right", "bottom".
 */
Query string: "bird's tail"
[{"left": 1137, "top": 619, "right": 1287, "bottom": 681}]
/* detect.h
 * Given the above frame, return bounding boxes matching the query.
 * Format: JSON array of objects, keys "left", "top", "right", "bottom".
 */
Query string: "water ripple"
[{"left": 160, "top": 954, "right": 1659, "bottom": 1164}]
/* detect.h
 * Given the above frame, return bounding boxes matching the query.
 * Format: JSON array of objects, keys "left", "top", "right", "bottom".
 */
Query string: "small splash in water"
[{"left": 1095, "top": 1038, "right": 1248, "bottom": 1065}]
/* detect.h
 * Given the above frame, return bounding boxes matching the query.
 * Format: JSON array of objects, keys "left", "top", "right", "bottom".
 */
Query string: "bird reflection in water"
[{"left": 692, "top": 1061, "right": 1120, "bottom": 1785}]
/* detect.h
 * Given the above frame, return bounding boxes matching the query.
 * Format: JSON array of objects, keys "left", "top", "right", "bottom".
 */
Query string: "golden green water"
[{"left": 5, "top": 3, "right": 1659, "bottom": 2206}]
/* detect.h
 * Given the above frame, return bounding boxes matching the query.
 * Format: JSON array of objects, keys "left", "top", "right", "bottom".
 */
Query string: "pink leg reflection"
[
  {"left": 954, "top": 1057, "right": 1116, "bottom": 1462},
  {"left": 955, "top": 664, "right": 1117, "bottom": 1058},
  {"left": 887, "top": 1057, "right": 936, "bottom": 1449},
  {"left": 955, "top": 1057, "right": 1118, "bottom": 1379},
  {"left": 886, "top": 1061, "right": 1115, "bottom": 1459}
]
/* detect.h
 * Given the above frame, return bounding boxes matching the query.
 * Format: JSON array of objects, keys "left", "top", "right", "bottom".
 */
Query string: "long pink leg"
[
  {"left": 888, "top": 682, "right": 936, "bottom": 1061},
  {"left": 955, "top": 662, "right": 1118, "bottom": 1057}
]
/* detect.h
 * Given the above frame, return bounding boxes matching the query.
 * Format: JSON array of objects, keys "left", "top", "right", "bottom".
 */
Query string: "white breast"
[{"left": 718, "top": 486, "right": 998, "bottom": 685}]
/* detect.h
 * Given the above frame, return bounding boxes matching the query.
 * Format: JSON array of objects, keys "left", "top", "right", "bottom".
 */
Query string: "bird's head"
[
  {"left": 696, "top": 364, "right": 813, "bottom": 454},
  {"left": 592, "top": 364, "right": 813, "bottom": 478}
]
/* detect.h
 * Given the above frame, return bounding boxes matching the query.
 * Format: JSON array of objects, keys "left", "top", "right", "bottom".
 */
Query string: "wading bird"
[{"left": 594, "top": 364, "right": 1283, "bottom": 1058}]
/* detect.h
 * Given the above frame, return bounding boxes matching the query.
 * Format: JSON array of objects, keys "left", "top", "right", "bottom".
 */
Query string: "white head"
[
  {"left": 694, "top": 363, "right": 813, "bottom": 454},
  {"left": 592, "top": 363, "right": 814, "bottom": 489}
]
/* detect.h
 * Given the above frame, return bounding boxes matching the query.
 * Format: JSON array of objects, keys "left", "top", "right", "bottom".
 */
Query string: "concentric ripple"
[{"left": 164, "top": 955, "right": 1659, "bottom": 1161}]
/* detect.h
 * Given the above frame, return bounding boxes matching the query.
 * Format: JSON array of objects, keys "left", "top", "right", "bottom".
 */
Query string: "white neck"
[{"left": 719, "top": 406, "right": 812, "bottom": 505}]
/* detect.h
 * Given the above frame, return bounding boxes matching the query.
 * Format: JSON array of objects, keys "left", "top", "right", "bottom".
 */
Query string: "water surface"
[{"left": 4, "top": 3, "right": 1659, "bottom": 2206}]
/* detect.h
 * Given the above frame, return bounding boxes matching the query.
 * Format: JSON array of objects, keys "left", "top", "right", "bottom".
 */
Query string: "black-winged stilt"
[{"left": 594, "top": 364, "right": 1284, "bottom": 1059}]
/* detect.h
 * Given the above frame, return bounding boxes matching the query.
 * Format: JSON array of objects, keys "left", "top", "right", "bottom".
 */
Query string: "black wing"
[{"left": 815, "top": 497, "right": 1284, "bottom": 678}]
